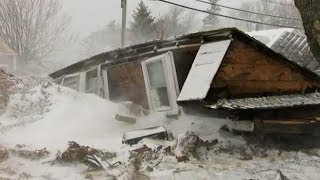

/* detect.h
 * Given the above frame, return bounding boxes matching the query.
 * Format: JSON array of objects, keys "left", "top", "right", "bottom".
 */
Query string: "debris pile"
[
  {"left": 174, "top": 131, "right": 218, "bottom": 162},
  {"left": 0, "top": 148, "right": 9, "bottom": 162},
  {"left": 129, "top": 144, "right": 171, "bottom": 174},
  {"left": 0, "top": 69, "right": 23, "bottom": 114},
  {"left": 10, "top": 148, "right": 50, "bottom": 160},
  {"left": 55, "top": 141, "right": 117, "bottom": 170}
]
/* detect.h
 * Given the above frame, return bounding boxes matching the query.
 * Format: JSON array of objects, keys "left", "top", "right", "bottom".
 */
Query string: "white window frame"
[
  {"left": 61, "top": 73, "right": 81, "bottom": 91},
  {"left": 101, "top": 69, "right": 110, "bottom": 100},
  {"left": 142, "top": 51, "right": 179, "bottom": 115}
]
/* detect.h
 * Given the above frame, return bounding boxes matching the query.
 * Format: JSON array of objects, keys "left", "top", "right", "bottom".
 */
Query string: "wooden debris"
[
  {"left": 115, "top": 114, "right": 137, "bottom": 124},
  {"left": 254, "top": 119, "right": 320, "bottom": 135},
  {"left": 56, "top": 141, "right": 117, "bottom": 170},
  {"left": 176, "top": 155, "right": 189, "bottom": 163},
  {"left": 122, "top": 126, "right": 168, "bottom": 145}
]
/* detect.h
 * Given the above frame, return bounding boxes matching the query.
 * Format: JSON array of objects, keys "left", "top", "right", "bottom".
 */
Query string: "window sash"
[
  {"left": 62, "top": 73, "right": 80, "bottom": 91},
  {"left": 142, "top": 51, "right": 179, "bottom": 115}
]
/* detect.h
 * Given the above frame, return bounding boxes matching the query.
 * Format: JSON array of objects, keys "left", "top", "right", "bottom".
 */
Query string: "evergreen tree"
[
  {"left": 202, "top": 0, "right": 221, "bottom": 30},
  {"left": 130, "top": 1, "right": 155, "bottom": 43}
]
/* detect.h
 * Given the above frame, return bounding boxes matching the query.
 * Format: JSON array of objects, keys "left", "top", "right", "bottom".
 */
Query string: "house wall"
[
  {"left": 106, "top": 60, "right": 149, "bottom": 109},
  {"left": 210, "top": 40, "right": 320, "bottom": 99},
  {"left": 0, "top": 54, "right": 15, "bottom": 73},
  {"left": 105, "top": 48, "right": 199, "bottom": 110}
]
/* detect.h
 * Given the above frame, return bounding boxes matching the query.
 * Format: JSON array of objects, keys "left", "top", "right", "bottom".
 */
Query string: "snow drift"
[{"left": 0, "top": 82, "right": 137, "bottom": 151}]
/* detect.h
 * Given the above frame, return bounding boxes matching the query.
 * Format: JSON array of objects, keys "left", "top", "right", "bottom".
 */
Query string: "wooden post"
[{"left": 121, "top": 0, "right": 127, "bottom": 48}]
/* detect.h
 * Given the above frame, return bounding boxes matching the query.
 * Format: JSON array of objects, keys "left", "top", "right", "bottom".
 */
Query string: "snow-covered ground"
[{"left": 0, "top": 81, "right": 320, "bottom": 179}]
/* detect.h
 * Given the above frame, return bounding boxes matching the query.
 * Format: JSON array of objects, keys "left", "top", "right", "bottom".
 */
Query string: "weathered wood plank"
[{"left": 210, "top": 40, "right": 320, "bottom": 99}]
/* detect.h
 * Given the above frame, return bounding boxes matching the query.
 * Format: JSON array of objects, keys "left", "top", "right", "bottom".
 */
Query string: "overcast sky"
[{"left": 62, "top": 0, "right": 244, "bottom": 37}]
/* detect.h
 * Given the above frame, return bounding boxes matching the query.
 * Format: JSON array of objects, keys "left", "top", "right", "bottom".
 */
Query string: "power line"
[
  {"left": 153, "top": 0, "right": 303, "bottom": 30},
  {"left": 258, "top": 0, "right": 295, "bottom": 6},
  {"left": 194, "top": 0, "right": 301, "bottom": 21}
]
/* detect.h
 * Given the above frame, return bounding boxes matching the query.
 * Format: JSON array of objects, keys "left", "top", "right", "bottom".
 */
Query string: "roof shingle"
[{"left": 208, "top": 93, "right": 320, "bottom": 110}]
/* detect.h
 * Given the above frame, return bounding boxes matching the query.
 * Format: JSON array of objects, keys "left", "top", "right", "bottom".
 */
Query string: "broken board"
[{"left": 122, "top": 126, "right": 168, "bottom": 145}]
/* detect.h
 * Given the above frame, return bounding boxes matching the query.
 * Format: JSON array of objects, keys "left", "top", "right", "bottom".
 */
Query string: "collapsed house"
[{"left": 49, "top": 27, "right": 320, "bottom": 135}]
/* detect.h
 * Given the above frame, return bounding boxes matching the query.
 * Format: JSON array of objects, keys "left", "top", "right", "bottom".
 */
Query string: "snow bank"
[{"left": 0, "top": 82, "right": 137, "bottom": 151}]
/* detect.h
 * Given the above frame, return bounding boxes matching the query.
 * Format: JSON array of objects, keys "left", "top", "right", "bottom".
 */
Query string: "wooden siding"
[
  {"left": 211, "top": 40, "right": 320, "bottom": 98},
  {"left": 107, "top": 60, "right": 149, "bottom": 109}
]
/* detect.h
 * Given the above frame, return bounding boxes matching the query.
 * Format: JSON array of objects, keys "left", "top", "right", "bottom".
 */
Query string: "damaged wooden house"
[{"left": 49, "top": 27, "right": 320, "bottom": 135}]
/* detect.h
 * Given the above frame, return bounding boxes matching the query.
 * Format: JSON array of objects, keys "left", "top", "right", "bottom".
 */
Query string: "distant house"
[
  {"left": 50, "top": 28, "right": 320, "bottom": 135},
  {"left": 0, "top": 41, "right": 17, "bottom": 74}
]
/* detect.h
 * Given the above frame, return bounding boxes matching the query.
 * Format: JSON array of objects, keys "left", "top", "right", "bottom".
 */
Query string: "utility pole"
[{"left": 121, "top": 0, "right": 127, "bottom": 48}]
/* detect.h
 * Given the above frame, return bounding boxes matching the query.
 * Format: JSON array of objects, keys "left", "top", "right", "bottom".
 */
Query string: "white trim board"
[{"left": 177, "top": 40, "right": 232, "bottom": 102}]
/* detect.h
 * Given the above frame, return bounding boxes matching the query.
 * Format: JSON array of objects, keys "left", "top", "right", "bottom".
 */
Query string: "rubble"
[
  {"left": 0, "top": 69, "right": 23, "bottom": 114},
  {"left": 55, "top": 141, "right": 117, "bottom": 170},
  {"left": 10, "top": 148, "right": 50, "bottom": 160},
  {"left": 174, "top": 131, "right": 218, "bottom": 161},
  {"left": 0, "top": 148, "right": 9, "bottom": 162}
]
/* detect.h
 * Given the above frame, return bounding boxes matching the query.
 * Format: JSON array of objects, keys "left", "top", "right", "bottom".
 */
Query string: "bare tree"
[
  {"left": 80, "top": 20, "right": 121, "bottom": 58},
  {"left": 155, "top": 6, "right": 196, "bottom": 39},
  {"left": 294, "top": 0, "right": 320, "bottom": 63},
  {"left": 231, "top": 0, "right": 303, "bottom": 32},
  {"left": 0, "top": 0, "right": 70, "bottom": 62},
  {"left": 202, "top": 0, "right": 221, "bottom": 30}
]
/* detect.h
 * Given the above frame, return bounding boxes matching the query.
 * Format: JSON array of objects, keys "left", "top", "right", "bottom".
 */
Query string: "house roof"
[
  {"left": 248, "top": 29, "right": 320, "bottom": 76},
  {"left": 0, "top": 41, "right": 16, "bottom": 55},
  {"left": 270, "top": 31, "right": 320, "bottom": 75},
  {"left": 208, "top": 93, "right": 320, "bottom": 110},
  {"left": 49, "top": 27, "right": 320, "bottom": 80}
]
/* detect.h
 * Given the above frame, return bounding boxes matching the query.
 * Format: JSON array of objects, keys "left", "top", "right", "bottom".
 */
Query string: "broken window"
[
  {"left": 85, "top": 67, "right": 99, "bottom": 94},
  {"left": 62, "top": 74, "right": 80, "bottom": 91},
  {"left": 142, "top": 51, "right": 179, "bottom": 115}
]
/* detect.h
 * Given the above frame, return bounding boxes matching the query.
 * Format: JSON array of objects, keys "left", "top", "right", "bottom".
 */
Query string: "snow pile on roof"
[{"left": 246, "top": 28, "right": 296, "bottom": 47}]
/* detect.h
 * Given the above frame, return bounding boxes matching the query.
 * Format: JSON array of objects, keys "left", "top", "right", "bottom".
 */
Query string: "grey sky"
[{"left": 62, "top": 0, "right": 244, "bottom": 37}]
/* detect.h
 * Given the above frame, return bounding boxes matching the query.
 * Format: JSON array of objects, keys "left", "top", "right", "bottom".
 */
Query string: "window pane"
[
  {"left": 85, "top": 68, "right": 98, "bottom": 93},
  {"left": 63, "top": 75, "right": 79, "bottom": 90},
  {"left": 150, "top": 87, "right": 170, "bottom": 108},
  {"left": 146, "top": 60, "right": 166, "bottom": 88}
]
